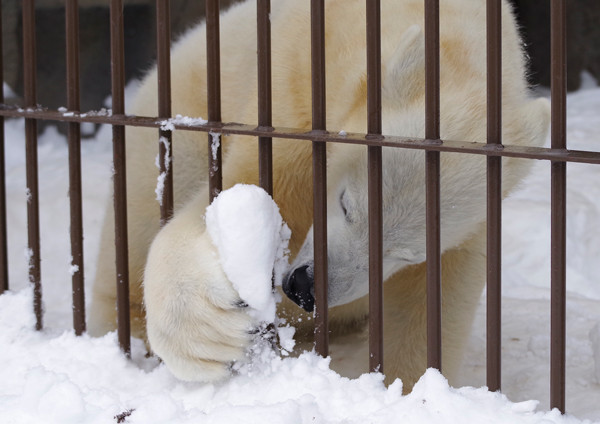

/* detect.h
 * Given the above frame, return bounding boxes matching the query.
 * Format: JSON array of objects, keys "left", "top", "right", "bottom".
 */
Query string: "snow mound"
[
  {"left": 0, "top": 288, "right": 592, "bottom": 424},
  {"left": 1, "top": 83, "right": 600, "bottom": 423}
]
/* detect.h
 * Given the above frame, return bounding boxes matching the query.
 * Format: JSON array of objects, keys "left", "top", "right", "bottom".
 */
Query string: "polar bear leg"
[
  {"left": 382, "top": 225, "right": 486, "bottom": 391},
  {"left": 88, "top": 189, "right": 158, "bottom": 341},
  {"left": 143, "top": 191, "right": 256, "bottom": 382}
]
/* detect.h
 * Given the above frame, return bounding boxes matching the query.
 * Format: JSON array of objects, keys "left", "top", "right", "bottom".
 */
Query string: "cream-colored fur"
[{"left": 89, "top": 0, "right": 550, "bottom": 391}]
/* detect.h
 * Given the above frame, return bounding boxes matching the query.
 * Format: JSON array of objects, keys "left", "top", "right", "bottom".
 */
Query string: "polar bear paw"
[{"left": 143, "top": 223, "right": 256, "bottom": 382}]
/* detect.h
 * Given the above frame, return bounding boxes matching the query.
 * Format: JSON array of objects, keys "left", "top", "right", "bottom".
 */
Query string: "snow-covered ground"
[{"left": 1, "top": 82, "right": 600, "bottom": 423}]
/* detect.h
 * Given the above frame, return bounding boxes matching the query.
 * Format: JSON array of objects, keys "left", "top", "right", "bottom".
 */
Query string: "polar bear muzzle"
[{"left": 283, "top": 265, "right": 315, "bottom": 312}]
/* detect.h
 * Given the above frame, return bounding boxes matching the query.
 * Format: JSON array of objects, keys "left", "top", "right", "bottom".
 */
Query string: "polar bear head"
[
  {"left": 282, "top": 24, "right": 550, "bottom": 312},
  {"left": 283, "top": 110, "right": 548, "bottom": 312}
]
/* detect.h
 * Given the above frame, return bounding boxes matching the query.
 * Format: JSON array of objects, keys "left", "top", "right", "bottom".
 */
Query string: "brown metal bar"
[
  {"left": 367, "top": 0, "right": 383, "bottom": 373},
  {"left": 486, "top": 0, "right": 502, "bottom": 392},
  {"left": 156, "top": 0, "right": 174, "bottom": 225},
  {"left": 311, "top": 0, "right": 329, "bottom": 358},
  {"left": 110, "top": 0, "right": 131, "bottom": 356},
  {"left": 424, "top": 0, "right": 442, "bottom": 371},
  {"left": 206, "top": 0, "right": 222, "bottom": 202},
  {"left": 0, "top": 3, "right": 8, "bottom": 294},
  {"left": 3, "top": 107, "right": 598, "bottom": 164},
  {"left": 313, "top": 140, "right": 328, "bottom": 356},
  {"left": 66, "top": 0, "right": 86, "bottom": 335},
  {"left": 257, "top": 0, "right": 273, "bottom": 196},
  {"left": 23, "top": 0, "right": 42, "bottom": 331},
  {"left": 550, "top": 0, "right": 567, "bottom": 413}
]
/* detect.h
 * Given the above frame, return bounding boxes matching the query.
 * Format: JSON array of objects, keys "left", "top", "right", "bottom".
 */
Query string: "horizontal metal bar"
[{"left": 0, "top": 106, "right": 597, "bottom": 164}]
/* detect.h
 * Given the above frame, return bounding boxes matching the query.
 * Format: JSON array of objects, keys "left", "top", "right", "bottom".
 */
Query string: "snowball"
[
  {"left": 154, "top": 136, "right": 171, "bottom": 206},
  {"left": 205, "top": 184, "right": 291, "bottom": 323}
]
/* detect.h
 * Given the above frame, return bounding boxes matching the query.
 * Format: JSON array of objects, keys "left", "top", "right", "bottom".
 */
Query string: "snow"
[
  {"left": 0, "top": 288, "right": 592, "bottom": 424},
  {"left": 68, "top": 256, "right": 80, "bottom": 276},
  {"left": 0, "top": 84, "right": 600, "bottom": 422},
  {"left": 209, "top": 131, "right": 220, "bottom": 162},
  {"left": 205, "top": 184, "right": 291, "bottom": 322},
  {"left": 159, "top": 114, "right": 208, "bottom": 131},
  {"left": 209, "top": 131, "right": 221, "bottom": 178},
  {"left": 154, "top": 136, "right": 171, "bottom": 206},
  {"left": 79, "top": 108, "right": 112, "bottom": 118}
]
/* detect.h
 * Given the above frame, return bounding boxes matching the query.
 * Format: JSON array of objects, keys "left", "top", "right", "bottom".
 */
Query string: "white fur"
[{"left": 89, "top": 0, "right": 550, "bottom": 390}]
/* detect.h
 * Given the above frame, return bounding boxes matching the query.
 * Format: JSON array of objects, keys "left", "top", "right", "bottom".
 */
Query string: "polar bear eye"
[{"left": 340, "top": 190, "right": 351, "bottom": 222}]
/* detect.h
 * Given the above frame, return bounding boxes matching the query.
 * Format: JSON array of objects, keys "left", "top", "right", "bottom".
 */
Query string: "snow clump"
[{"left": 205, "top": 184, "right": 291, "bottom": 323}]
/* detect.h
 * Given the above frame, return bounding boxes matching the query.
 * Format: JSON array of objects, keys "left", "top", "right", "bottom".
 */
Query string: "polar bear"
[{"left": 89, "top": 0, "right": 550, "bottom": 391}]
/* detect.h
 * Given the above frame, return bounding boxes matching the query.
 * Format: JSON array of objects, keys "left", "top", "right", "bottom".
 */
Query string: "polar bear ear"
[{"left": 383, "top": 24, "right": 425, "bottom": 105}]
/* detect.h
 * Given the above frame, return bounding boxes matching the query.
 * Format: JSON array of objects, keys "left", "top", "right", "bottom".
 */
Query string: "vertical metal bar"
[
  {"left": 156, "top": 0, "right": 173, "bottom": 225},
  {"left": 366, "top": 0, "right": 383, "bottom": 373},
  {"left": 23, "top": 0, "right": 42, "bottom": 331},
  {"left": 66, "top": 0, "right": 86, "bottom": 335},
  {"left": 550, "top": 0, "right": 567, "bottom": 413},
  {"left": 110, "top": 0, "right": 131, "bottom": 356},
  {"left": 424, "top": 0, "right": 442, "bottom": 371},
  {"left": 0, "top": 2, "right": 8, "bottom": 294},
  {"left": 257, "top": 0, "right": 273, "bottom": 196},
  {"left": 311, "top": 0, "right": 328, "bottom": 358},
  {"left": 206, "top": 0, "right": 222, "bottom": 202},
  {"left": 486, "top": 0, "right": 502, "bottom": 393}
]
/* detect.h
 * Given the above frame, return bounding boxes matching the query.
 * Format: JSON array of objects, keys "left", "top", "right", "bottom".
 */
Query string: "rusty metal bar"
[
  {"left": 23, "top": 0, "right": 42, "bottom": 331},
  {"left": 550, "top": 0, "right": 567, "bottom": 413},
  {"left": 486, "top": 0, "right": 502, "bottom": 392},
  {"left": 3, "top": 107, "right": 598, "bottom": 164},
  {"left": 206, "top": 0, "right": 222, "bottom": 202},
  {"left": 110, "top": 0, "right": 131, "bottom": 356},
  {"left": 311, "top": 0, "right": 329, "bottom": 358},
  {"left": 66, "top": 0, "right": 86, "bottom": 335},
  {"left": 424, "top": 0, "right": 442, "bottom": 371},
  {"left": 156, "top": 0, "right": 174, "bottom": 225},
  {"left": 0, "top": 3, "right": 8, "bottom": 294},
  {"left": 367, "top": 0, "right": 383, "bottom": 373},
  {"left": 257, "top": 0, "right": 273, "bottom": 196}
]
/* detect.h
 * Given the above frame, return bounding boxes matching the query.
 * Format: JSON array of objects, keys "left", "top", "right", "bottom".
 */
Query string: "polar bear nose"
[{"left": 283, "top": 265, "right": 315, "bottom": 313}]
